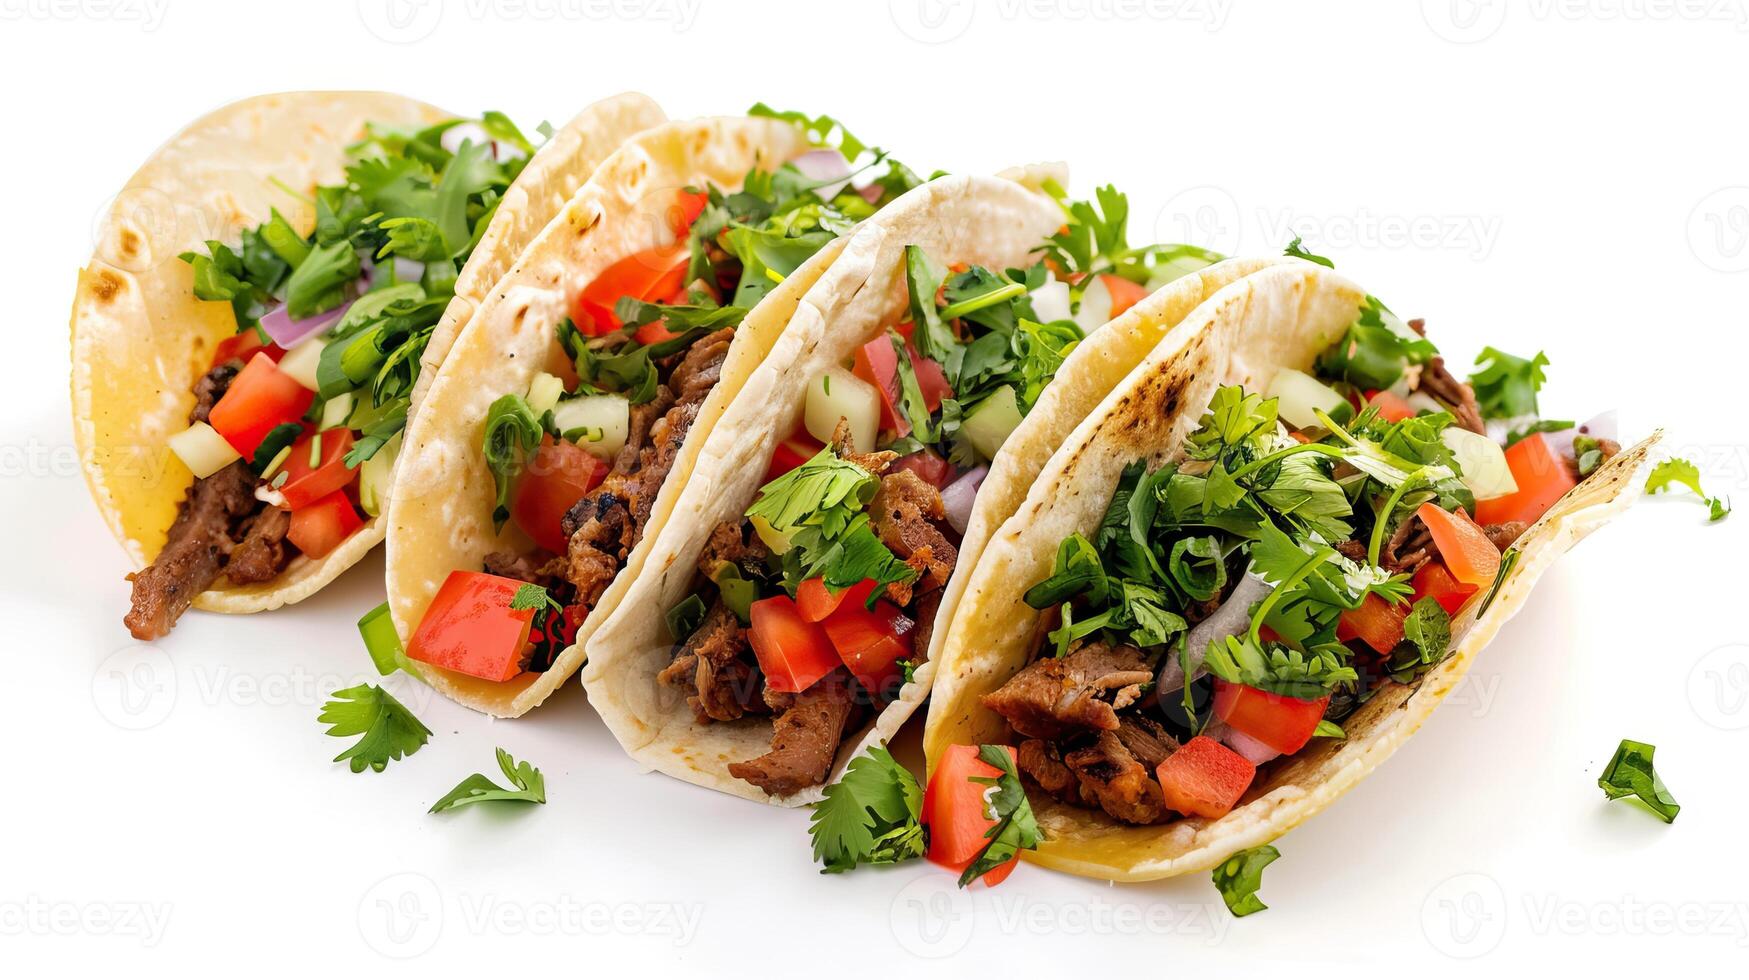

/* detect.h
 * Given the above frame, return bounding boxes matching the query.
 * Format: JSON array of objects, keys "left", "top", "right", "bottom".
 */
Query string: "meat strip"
[
  {"left": 869, "top": 469, "right": 957, "bottom": 606},
  {"left": 728, "top": 671, "right": 855, "bottom": 796},
  {"left": 657, "top": 601, "right": 765, "bottom": 723},
  {"left": 981, "top": 641, "right": 1154, "bottom": 740},
  {"left": 225, "top": 507, "right": 293, "bottom": 584},
  {"left": 123, "top": 462, "right": 260, "bottom": 640},
  {"left": 1405, "top": 319, "right": 1485, "bottom": 435},
  {"left": 1064, "top": 730, "right": 1170, "bottom": 825}
]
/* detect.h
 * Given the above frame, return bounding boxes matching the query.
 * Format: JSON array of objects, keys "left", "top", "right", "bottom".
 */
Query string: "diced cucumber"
[
  {"left": 1442, "top": 427, "right": 1518, "bottom": 500},
  {"left": 358, "top": 433, "right": 401, "bottom": 518},
  {"left": 553, "top": 394, "right": 630, "bottom": 460},
  {"left": 804, "top": 366, "right": 879, "bottom": 453},
  {"left": 168, "top": 421, "right": 241, "bottom": 479},
  {"left": 319, "top": 390, "right": 354, "bottom": 431},
  {"left": 1267, "top": 368, "right": 1347, "bottom": 430},
  {"left": 962, "top": 385, "right": 1023, "bottom": 461},
  {"left": 278, "top": 338, "right": 326, "bottom": 391},
  {"left": 526, "top": 372, "right": 564, "bottom": 416}
]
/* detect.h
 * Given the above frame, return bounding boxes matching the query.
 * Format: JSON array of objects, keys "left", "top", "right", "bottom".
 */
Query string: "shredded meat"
[
  {"left": 1064, "top": 730, "right": 1171, "bottom": 825},
  {"left": 698, "top": 518, "right": 769, "bottom": 580},
  {"left": 189, "top": 360, "right": 240, "bottom": 424},
  {"left": 909, "top": 588, "right": 944, "bottom": 674},
  {"left": 123, "top": 462, "right": 260, "bottom": 640},
  {"left": 1382, "top": 514, "right": 1435, "bottom": 576},
  {"left": 1405, "top": 319, "right": 1485, "bottom": 434},
  {"left": 1113, "top": 715, "right": 1179, "bottom": 770},
  {"left": 1018, "top": 739, "right": 1081, "bottom": 803},
  {"left": 869, "top": 469, "right": 957, "bottom": 605},
  {"left": 484, "top": 550, "right": 556, "bottom": 586},
  {"left": 829, "top": 418, "right": 898, "bottom": 475},
  {"left": 657, "top": 601, "right": 764, "bottom": 723},
  {"left": 225, "top": 507, "right": 293, "bottom": 584},
  {"left": 728, "top": 671, "right": 855, "bottom": 796},
  {"left": 559, "top": 328, "right": 735, "bottom": 603},
  {"left": 981, "top": 641, "right": 1154, "bottom": 740},
  {"left": 1483, "top": 521, "right": 1528, "bottom": 550}
]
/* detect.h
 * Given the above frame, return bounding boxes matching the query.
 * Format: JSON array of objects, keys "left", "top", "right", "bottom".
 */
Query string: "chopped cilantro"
[
  {"left": 1468, "top": 347, "right": 1549, "bottom": 419},
  {"left": 1598, "top": 739, "right": 1679, "bottom": 823},
  {"left": 959, "top": 745, "right": 1042, "bottom": 887},
  {"left": 809, "top": 745, "right": 926, "bottom": 873},
  {"left": 318, "top": 684, "right": 431, "bottom": 773},
  {"left": 1645, "top": 458, "right": 1730, "bottom": 522},
  {"left": 481, "top": 393, "right": 543, "bottom": 532},
  {"left": 1284, "top": 235, "right": 1334, "bottom": 268},
  {"left": 1212, "top": 845, "right": 1280, "bottom": 917},
  {"left": 429, "top": 748, "right": 547, "bottom": 812}
]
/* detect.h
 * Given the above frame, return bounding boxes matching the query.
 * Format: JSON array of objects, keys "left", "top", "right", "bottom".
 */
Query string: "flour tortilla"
[
  {"left": 923, "top": 261, "right": 1657, "bottom": 880},
  {"left": 582, "top": 174, "right": 1086, "bottom": 805},
  {"left": 71, "top": 91, "right": 657, "bottom": 617},
  {"left": 384, "top": 115, "right": 814, "bottom": 717}
]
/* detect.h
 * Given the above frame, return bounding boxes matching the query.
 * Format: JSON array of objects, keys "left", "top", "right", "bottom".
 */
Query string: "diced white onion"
[
  {"left": 169, "top": 421, "right": 241, "bottom": 478},
  {"left": 792, "top": 148, "right": 853, "bottom": 201},
  {"left": 277, "top": 337, "right": 326, "bottom": 391},
  {"left": 526, "top": 372, "right": 564, "bottom": 416},
  {"left": 804, "top": 367, "right": 879, "bottom": 453},
  {"left": 1157, "top": 572, "right": 1272, "bottom": 693},
  {"left": 552, "top": 394, "right": 630, "bottom": 461},
  {"left": 1222, "top": 726, "right": 1282, "bottom": 766},
  {"left": 941, "top": 465, "right": 988, "bottom": 535},
  {"left": 1073, "top": 275, "right": 1113, "bottom": 332},
  {"left": 440, "top": 122, "right": 491, "bottom": 155},
  {"left": 1406, "top": 391, "right": 1444, "bottom": 416},
  {"left": 1442, "top": 427, "right": 1518, "bottom": 500},
  {"left": 1028, "top": 276, "right": 1072, "bottom": 324},
  {"left": 392, "top": 257, "right": 425, "bottom": 284},
  {"left": 1267, "top": 368, "right": 1347, "bottom": 430}
]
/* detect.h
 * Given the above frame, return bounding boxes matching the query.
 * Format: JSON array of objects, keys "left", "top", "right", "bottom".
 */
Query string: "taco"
[
  {"left": 919, "top": 259, "right": 1654, "bottom": 883},
  {"left": 73, "top": 90, "right": 662, "bottom": 640},
  {"left": 381, "top": 108, "right": 941, "bottom": 717},
  {"left": 581, "top": 173, "right": 1230, "bottom": 804}
]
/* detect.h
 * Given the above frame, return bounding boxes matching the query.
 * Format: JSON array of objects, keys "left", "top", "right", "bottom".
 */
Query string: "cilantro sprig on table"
[
  {"left": 318, "top": 684, "right": 432, "bottom": 773},
  {"left": 429, "top": 748, "right": 547, "bottom": 813},
  {"left": 183, "top": 112, "right": 542, "bottom": 468},
  {"left": 1645, "top": 458, "right": 1730, "bottom": 522},
  {"left": 1598, "top": 739, "right": 1680, "bottom": 823},
  {"left": 809, "top": 745, "right": 926, "bottom": 873},
  {"left": 1212, "top": 844, "right": 1280, "bottom": 917}
]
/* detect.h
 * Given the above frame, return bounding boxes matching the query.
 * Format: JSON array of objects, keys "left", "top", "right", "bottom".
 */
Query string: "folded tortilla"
[
  {"left": 582, "top": 175, "right": 1280, "bottom": 806},
  {"left": 384, "top": 115, "right": 818, "bottom": 717},
  {"left": 922, "top": 261, "right": 1657, "bottom": 880},
  {"left": 71, "top": 90, "right": 662, "bottom": 616}
]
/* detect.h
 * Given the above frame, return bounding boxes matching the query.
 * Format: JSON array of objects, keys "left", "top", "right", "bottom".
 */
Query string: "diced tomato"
[
  {"left": 512, "top": 435, "right": 606, "bottom": 553},
  {"left": 208, "top": 352, "right": 315, "bottom": 457},
  {"left": 821, "top": 597, "right": 914, "bottom": 694},
  {"left": 892, "top": 449, "right": 953, "bottom": 489},
  {"left": 1416, "top": 503, "right": 1502, "bottom": 588},
  {"left": 1100, "top": 274, "right": 1150, "bottom": 318},
  {"left": 406, "top": 571, "right": 536, "bottom": 683},
  {"left": 1474, "top": 433, "right": 1578, "bottom": 527},
  {"left": 1212, "top": 681, "right": 1330, "bottom": 756},
  {"left": 796, "top": 578, "right": 878, "bottom": 623},
  {"left": 852, "top": 335, "right": 909, "bottom": 437},
  {"left": 279, "top": 429, "right": 357, "bottom": 510},
  {"left": 286, "top": 491, "right": 364, "bottom": 560},
  {"left": 925, "top": 744, "right": 1019, "bottom": 886},
  {"left": 1154, "top": 735, "right": 1256, "bottom": 820},
  {"left": 669, "top": 187, "right": 708, "bottom": 237},
  {"left": 1365, "top": 389, "right": 1416, "bottom": 422},
  {"left": 765, "top": 429, "right": 825, "bottom": 482},
  {"left": 1337, "top": 593, "right": 1408, "bottom": 654},
  {"left": 892, "top": 322, "right": 954, "bottom": 411},
  {"left": 211, "top": 330, "right": 284, "bottom": 368},
  {"left": 572, "top": 242, "right": 691, "bottom": 336},
  {"left": 748, "top": 595, "right": 840, "bottom": 694},
  {"left": 633, "top": 318, "right": 680, "bottom": 346},
  {"left": 1412, "top": 559, "right": 1479, "bottom": 615}
]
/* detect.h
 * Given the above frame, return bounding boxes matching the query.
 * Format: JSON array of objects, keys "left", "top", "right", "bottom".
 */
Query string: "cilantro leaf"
[
  {"left": 1212, "top": 845, "right": 1280, "bottom": 917},
  {"left": 1316, "top": 296, "right": 1436, "bottom": 391},
  {"left": 959, "top": 745, "right": 1042, "bottom": 887},
  {"left": 510, "top": 582, "right": 560, "bottom": 614},
  {"left": 283, "top": 240, "right": 361, "bottom": 319},
  {"left": 1284, "top": 235, "right": 1334, "bottom": 268},
  {"left": 1645, "top": 458, "right": 1731, "bottom": 521},
  {"left": 809, "top": 745, "right": 926, "bottom": 873},
  {"left": 1598, "top": 739, "right": 1680, "bottom": 823},
  {"left": 318, "top": 684, "right": 431, "bottom": 773},
  {"left": 429, "top": 748, "right": 547, "bottom": 812},
  {"left": 482, "top": 394, "right": 543, "bottom": 532},
  {"left": 1391, "top": 597, "right": 1453, "bottom": 682},
  {"left": 1468, "top": 347, "right": 1549, "bottom": 419}
]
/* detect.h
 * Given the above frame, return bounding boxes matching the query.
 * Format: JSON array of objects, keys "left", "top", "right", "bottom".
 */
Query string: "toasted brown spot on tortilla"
[
  {"left": 90, "top": 269, "right": 123, "bottom": 303},
  {"left": 118, "top": 229, "right": 141, "bottom": 261}
]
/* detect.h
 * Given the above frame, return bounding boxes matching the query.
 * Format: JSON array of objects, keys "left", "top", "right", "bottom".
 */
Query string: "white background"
[{"left": 2, "top": 0, "right": 1745, "bottom": 974}]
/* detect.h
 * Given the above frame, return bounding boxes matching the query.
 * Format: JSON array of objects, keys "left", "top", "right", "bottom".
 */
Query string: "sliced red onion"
[
  {"left": 858, "top": 183, "right": 884, "bottom": 205},
  {"left": 1222, "top": 726, "right": 1282, "bottom": 766},
  {"left": 392, "top": 257, "right": 425, "bottom": 284},
  {"left": 1577, "top": 409, "right": 1617, "bottom": 443},
  {"left": 941, "top": 465, "right": 988, "bottom": 535},
  {"left": 1157, "top": 571, "right": 1272, "bottom": 693},
  {"left": 793, "top": 148, "right": 853, "bottom": 201},
  {"left": 258, "top": 299, "right": 351, "bottom": 349}
]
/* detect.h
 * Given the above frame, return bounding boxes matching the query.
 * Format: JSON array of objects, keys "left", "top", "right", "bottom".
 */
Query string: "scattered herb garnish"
[
  {"left": 959, "top": 745, "right": 1042, "bottom": 887},
  {"left": 429, "top": 748, "right": 547, "bottom": 812},
  {"left": 809, "top": 745, "right": 926, "bottom": 873},
  {"left": 1212, "top": 844, "right": 1280, "bottom": 917},
  {"left": 1597, "top": 739, "right": 1680, "bottom": 823},
  {"left": 1645, "top": 458, "right": 1730, "bottom": 522},
  {"left": 1468, "top": 347, "right": 1549, "bottom": 419},
  {"left": 318, "top": 684, "right": 432, "bottom": 773},
  {"left": 1284, "top": 235, "right": 1334, "bottom": 268}
]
